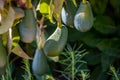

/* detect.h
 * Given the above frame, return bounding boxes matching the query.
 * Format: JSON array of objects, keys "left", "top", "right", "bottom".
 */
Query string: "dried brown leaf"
[{"left": 12, "top": 44, "right": 32, "bottom": 59}]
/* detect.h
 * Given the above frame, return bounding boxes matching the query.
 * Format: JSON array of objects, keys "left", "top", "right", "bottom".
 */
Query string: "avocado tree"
[{"left": 0, "top": 0, "right": 120, "bottom": 80}]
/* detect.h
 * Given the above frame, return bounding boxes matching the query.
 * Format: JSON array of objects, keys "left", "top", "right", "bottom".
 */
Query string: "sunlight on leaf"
[
  {"left": 12, "top": 36, "right": 20, "bottom": 41},
  {"left": 40, "top": 2, "right": 50, "bottom": 14},
  {"left": 46, "top": 75, "right": 55, "bottom": 80},
  {"left": 12, "top": 36, "right": 20, "bottom": 47},
  {"left": 72, "top": 0, "right": 77, "bottom": 7},
  {"left": 48, "top": 56, "right": 59, "bottom": 62},
  {"left": 39, "top": 0, "right": 55, "bottom": 23}
]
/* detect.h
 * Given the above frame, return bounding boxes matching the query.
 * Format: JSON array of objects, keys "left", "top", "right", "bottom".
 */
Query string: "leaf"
[
  {"left": 53, "top": 0, "right": 64, "bottom": 27},
  {"left": 96, "top": 38, "right": 120, "bottom": 57},
  {"left": 89, "top": 0, "right": 108, "bottom": 14},
  {"left": 12, "top": 23, "right": 20, "bottom": 48},
  {"left": 39, "top": 0, "right": 54, "bottom": 23},
  {"left": 32, "top": 0, "right": 40, "bottom": 8},
  {"left": 90, "top": 66, "right": 108, "bottom": 80},
  {"left": 81, "top": 32, "right": 102, "bottom": 47},
  {"left": 40, "top": 0, "right": 50, "bottom": 15},
  {"left": 110, "top": 0, "right": 120, "bottom": 9},
  {"left": 84, "top": 53, "right": 101, "bottom": 65},
  {"left": 101, "top": 53, "right": 114, "bottom": 72},
  {"left": 12, "top": 44, "right": 32, "bottom": 59},
  {"left": 93, "top": 16, "right": 116, "bottom": 34},
  {"left": 72, "top": 0, "right": 77, "bottom": 7},
  {"left": 48, "top": 56, "right": 59, "bottom": 62},
  {"left": 0, "top": 7, "right": 15, "bottom": 34}
]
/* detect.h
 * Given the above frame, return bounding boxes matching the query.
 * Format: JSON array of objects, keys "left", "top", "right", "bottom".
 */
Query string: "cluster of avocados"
[
  {"left": 61, "top": 1, "right": 94, "bottom": 32},
  {"left": 0, "top": 0, "right": 93, "bottom": 77},
  {"left": 17, "top": 0, "right": 93, "bottom": 77}
]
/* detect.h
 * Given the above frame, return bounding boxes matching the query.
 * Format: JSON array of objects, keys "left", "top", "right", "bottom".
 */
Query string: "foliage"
[{"left": 0, "top": 0, "right": 120, "bottom": 80}]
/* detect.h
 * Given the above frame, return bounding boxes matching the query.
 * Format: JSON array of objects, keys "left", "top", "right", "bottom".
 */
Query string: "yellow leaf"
[
  {"left": 39, "top": 0, "right": 55, "bottom": 23},
  {"left": 53, "top": 0, "right": 64, "bottom": 27}
]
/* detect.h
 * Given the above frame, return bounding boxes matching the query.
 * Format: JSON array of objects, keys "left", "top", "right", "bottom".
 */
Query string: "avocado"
[
  {"left": 19, "top": 9, "right": 36, "bottom": 43},
  {"left": 43, "top": 26, "right": 68, "bottom": 57},
  {"left": 32, "top": 48, "right": 50, "bottom": 76},
  {"left": 74, "top": 1, "right": 93, "bottom": 32}
]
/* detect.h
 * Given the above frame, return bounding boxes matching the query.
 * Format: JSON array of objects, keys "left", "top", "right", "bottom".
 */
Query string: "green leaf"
[
  {"left": 89, "top": 0, "right": 108, "bottom": 14},
  {"left": 81, "top": 32, "right": 101, "bottom": 47},
  {"left": 84, "top": 53, "right": 101, "bottom": 65},
  {"left": 90, "top": 66, "right": 108, "bottom": 80},
  {"left": 0, "top": 7, "right": 15, "bottom": 34},
  {"left": 96, "top": 38, "right": 120, "bottom": 57},
  {"left": 101, "top": 53, "right": 114, "bottom": 72},
  {"left": 94, "top": 16, "right": 116, "bottom": 34},
  {"left": 110, "top": 0, "right": 120, "bottom": 9},
  {"left": 72, "top": 0, "right": 77, "bottom": 7}
]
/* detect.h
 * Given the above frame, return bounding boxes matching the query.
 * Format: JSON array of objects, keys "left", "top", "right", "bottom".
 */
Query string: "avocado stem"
[
  {"left": 58, "top": 22, "right": 62, "bottom": 29},
  {"left": 37, "top": 16, "right": 46, "bottom": 50},
  {"left": 82, "top": 0, "right": 87, "bottom": 4}
]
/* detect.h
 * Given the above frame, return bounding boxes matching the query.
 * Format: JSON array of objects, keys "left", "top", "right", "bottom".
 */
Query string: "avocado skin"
[
  {"left": 61, "top": 7, "right": 74, "bottom": 28},
  {"left": 19, "top": 9, "right": 36, "bottom": 43},
  {"left": 32, "top": 49, "right": 49, "bottom": 76},
  {"left": 74, "top": 1, "right": 93, "bottom": 32},
  {"left": 0, "top": 37, "right": 7, "bottom": 75},
  {"left": 61, "top": 0, "right": 77, "bottom": 28},
  {"left": 43, "top": 26, "right": 68, "bottom": 57}
]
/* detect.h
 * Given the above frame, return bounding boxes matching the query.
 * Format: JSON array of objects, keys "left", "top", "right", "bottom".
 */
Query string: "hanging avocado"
[
  {"left": 19, "top": 9, "right": 36, "bottom": 43},
  {"left": 0, "top": 37, "right": 7, "bottom": 75},
  {"left": 32, "top": 48, "right": 50, "bottom": 76},
  {"left": 61, "top": 0, "right": 77, "bottom": 28},
  {"left": 43, "top": 26, "right": 68, "bottom": 57},
  {"left": 74, "top": 1, "right": 93, "bottom": 32}
]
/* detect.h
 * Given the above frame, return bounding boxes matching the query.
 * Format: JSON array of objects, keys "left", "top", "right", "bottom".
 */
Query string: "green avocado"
[
  {"left": 61, "top": 7, "right": 74, "bottom": 28},
  {"left": 61, "top": 0, "right": 77, "bottom": 28},
  {"left": 43, "top": 26, "right": 68, "bottom": 57},
  {"left": 0, "top": 37, "right": 7, "bottom": 75},
  {"left": 74, "top": 1, "right": 94, "bottom": 32},
  {"left": 32, "top": 49, "right": 49, "bottom": 76},
  {"left": 19, "top": 9, "right": 36, "bottom": 43}
]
